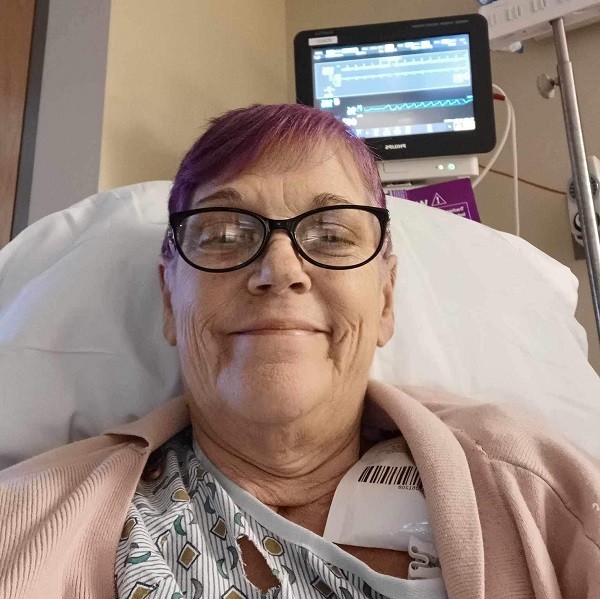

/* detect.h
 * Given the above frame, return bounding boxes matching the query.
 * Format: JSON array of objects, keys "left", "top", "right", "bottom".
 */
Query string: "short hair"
[{"left": 161, "top": 103, "right": 386, "bottom": 261}]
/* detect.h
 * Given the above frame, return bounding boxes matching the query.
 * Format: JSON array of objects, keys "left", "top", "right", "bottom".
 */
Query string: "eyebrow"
[
  {"left": 192, "top": 187, "right": 244, "bottom": 207},
  {"left": 193, "top": 188, "right": 354, "bottom": 210},
  {"left": 310, "top": 192, "right": 353, "bottom": 208}
]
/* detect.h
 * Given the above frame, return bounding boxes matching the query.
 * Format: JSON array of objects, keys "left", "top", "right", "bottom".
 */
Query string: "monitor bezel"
[{"left": 294, "top": 14, "right": 495, "bottom": 161}]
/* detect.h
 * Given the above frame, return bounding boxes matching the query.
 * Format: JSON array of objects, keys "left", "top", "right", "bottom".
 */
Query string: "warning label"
[{"left": 385, "top": 178, "right": 480, "bottom": 223}]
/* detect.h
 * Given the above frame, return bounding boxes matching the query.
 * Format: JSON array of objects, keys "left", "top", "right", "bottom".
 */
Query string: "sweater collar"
[
  {"left": 366, "top": 380, "right": 485, "bottom": 599},
  {"left": 105, "top": 381, "right": 484, "bottom": 599},
  {"left": 105, "top": 394, "right": 189, "bottom": 451}
]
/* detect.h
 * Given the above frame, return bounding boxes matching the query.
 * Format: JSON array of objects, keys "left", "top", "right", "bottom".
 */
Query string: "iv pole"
[{"left": 548, "top": 17, "right": 600, "bottom": 344}]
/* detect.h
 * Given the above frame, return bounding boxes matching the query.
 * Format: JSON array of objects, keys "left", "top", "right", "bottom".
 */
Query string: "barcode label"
[{"left": 358, "top": 465, "right": 423, "bottom": 491}]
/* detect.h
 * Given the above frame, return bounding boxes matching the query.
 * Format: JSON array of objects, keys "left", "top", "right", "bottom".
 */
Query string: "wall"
[
  {"left": 99, "top": 0, "right": 287, "bottom": 191},
  {"left": 477, "top": 23, "right": 600, "bottom": 373},
  {"left": 286, "top": 0, "right": 600, "bottom": 373},
  {"left": 98, "top": 0, "right": 600, "bottom": 372},
  {"left": 19, "top": 0, "right": 111, "bottom": 229}
]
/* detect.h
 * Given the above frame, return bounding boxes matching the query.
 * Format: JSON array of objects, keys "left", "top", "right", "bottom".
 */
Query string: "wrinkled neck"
[{"left": 189, "top": 401, "right": 365, "bottom": 526}]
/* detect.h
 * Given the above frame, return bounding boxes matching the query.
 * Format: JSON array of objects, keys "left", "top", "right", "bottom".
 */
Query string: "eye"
[
  {"left": 302, "top": 224, "right": 358, "bottom": 245},
  {"left": 307, "top": 232, "right": 354, "bottom": 245},
  {"left": 197, "top": 224, "right": 259, "bottom": 247}
]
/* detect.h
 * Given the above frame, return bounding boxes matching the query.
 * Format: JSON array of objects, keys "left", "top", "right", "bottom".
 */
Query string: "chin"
[{"left": 217, "top": 362, "right": 331, "bottom": 424}]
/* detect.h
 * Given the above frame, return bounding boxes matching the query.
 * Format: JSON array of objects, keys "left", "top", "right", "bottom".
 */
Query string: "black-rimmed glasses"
[{"left": 168, "top": 205, "right": 389, "bottom": 272}]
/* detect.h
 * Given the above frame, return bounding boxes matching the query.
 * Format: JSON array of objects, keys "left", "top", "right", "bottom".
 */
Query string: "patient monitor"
[{"left": 294, "top": 14, "right": 496, "bottom": 184}]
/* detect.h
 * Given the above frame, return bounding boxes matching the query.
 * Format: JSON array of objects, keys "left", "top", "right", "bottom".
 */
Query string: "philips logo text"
[{"left": 385, "top": 144, "right": 407, "bottom": 150}]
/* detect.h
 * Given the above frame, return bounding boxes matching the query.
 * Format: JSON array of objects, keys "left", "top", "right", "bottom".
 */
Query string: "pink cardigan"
[{"left": 1, "top": 381, "right": 599, "bottom": 598}]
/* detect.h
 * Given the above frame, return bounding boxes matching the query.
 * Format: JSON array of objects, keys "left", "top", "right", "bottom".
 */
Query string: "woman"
[{"left": 1, "top": 104, "right": 599, "bottom": 599}]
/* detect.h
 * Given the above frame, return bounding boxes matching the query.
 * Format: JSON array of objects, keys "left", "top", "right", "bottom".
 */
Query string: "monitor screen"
[
  {"left": 295, "top": 14, "right": 495, "bottom": 161},
  {"left": 312, "top": 34, "right": 475, "bottom": 140}
]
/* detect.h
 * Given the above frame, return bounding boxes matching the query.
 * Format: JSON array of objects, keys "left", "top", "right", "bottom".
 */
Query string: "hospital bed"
[{"left": 0, "top": 180, "right": 599, "bottom": 468}]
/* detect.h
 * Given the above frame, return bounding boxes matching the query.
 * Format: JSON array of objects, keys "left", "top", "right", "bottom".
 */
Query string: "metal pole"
[{"left": 551, "top": 17, "right": 600, "bottom": 344}]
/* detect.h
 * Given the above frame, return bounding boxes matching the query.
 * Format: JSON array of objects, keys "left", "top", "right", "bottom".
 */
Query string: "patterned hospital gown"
[{"left": 115, "top": 427, "right": 447, "bottom": 599}]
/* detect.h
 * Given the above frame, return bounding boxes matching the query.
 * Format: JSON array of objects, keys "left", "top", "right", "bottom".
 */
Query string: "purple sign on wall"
[{"left": 385, "top": 178, "right": 480, "bottom": 223}]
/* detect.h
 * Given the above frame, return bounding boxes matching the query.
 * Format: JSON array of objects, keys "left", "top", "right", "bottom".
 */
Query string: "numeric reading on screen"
[{"left": 311, "top": 34, "right": 474, "bottom": 140}]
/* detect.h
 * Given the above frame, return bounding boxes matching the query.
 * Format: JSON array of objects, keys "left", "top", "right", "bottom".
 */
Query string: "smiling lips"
[{"left": 232, "top": 319, "right": 329, "bottom": 336}]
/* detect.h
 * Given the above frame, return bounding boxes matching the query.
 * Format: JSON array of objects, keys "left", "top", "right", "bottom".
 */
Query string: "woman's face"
[{"left": 159, "top": 147, "right": 396, "bottom": 426}]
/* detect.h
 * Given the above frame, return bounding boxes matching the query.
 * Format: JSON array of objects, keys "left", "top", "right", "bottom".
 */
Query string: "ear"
[
  {"left": 377, "top": 253, "right": 397, "bottom": 348},
  {"left": 158, "top": 260, "right": 177, "bottom": 346}
]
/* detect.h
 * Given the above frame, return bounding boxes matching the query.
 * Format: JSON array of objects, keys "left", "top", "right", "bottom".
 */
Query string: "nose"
[{"left": 247, "top": 231, "right": 312, "bottom": 295}]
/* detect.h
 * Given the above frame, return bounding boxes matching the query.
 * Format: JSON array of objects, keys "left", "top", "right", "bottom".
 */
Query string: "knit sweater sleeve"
[
  {"left": 416, "top": 390, "right": 600, "bottom": 599},
  {"left": 494, "top": 457, "right": 600, "bottom": 599},
  {"left": 0, "top": 436, "right": 148, "bottom": 599},
  {"left": 442, "top": 398, "right": 600, "bottom": 599}
]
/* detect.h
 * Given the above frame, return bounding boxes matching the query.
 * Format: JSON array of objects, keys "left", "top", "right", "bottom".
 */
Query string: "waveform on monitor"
[
  {"left": 363, "top": 97, "right": 473, "bottom": 112},
  {"left": 337, "top": 51, "right": 469, "bottom": 73},
  {"left": 341, "top": 66, "right": 468, "bottom": 82}
]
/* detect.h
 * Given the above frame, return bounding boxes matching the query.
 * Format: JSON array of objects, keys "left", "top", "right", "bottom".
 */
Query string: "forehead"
[{"left": 190, "top": 145, "right": 371, "bottom": 214}]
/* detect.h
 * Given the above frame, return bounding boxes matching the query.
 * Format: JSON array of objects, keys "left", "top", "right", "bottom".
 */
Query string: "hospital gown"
[{"left": 115, "top": 428, "right": 447, "bottom": 599}]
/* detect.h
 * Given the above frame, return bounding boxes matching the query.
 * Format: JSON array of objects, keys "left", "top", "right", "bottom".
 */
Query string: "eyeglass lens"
[{"left": 176, "top": 208, "right": 382, "bottom": 270}]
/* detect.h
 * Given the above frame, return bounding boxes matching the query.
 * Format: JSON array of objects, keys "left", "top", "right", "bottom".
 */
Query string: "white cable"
[
  {"left": 472, "top": 83, "right": 520, "bottom": 237},
  {"left": 472, "top": 83, "right": 511, "bottom": 188},
  {"left": 510, "top": 96, "right": 519, "bottom": 237}
]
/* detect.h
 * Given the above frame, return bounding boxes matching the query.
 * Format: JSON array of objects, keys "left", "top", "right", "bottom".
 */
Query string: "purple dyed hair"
[{"left": 161, "top": 103, "right": 386, "bottom": 261}]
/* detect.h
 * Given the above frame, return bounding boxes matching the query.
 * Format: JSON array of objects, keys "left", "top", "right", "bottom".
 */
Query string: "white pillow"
[
  {"left": 372, "top": 196, "right": 600, "bottom": 458},
  {"left": 0, "top": 182, "right": 181, "bottom": 468},
  {"left": 0, "top": 181, "right": 598, "bottom": 468}
]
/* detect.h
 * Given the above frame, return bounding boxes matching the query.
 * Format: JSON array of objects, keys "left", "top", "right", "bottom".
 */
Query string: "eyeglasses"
[{"left": 168, "top": 205, "right": 390, "bottom": 272}]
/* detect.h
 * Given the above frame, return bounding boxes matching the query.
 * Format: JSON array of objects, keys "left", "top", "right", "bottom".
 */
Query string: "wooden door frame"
[
  {"left": 0, "top": 0, "right": 36, "bottom": 250},
  {"left": 11, "top": 0, "right": 49, "bottom": 242}
]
